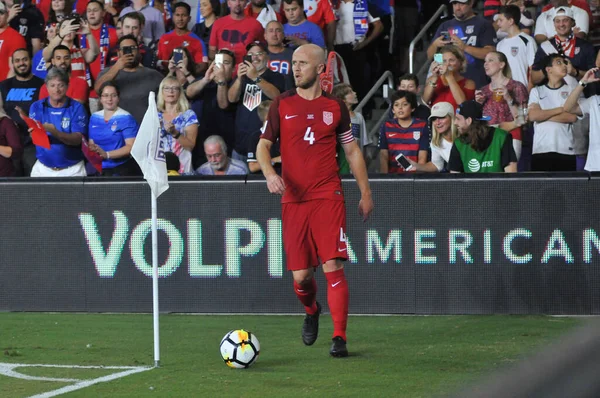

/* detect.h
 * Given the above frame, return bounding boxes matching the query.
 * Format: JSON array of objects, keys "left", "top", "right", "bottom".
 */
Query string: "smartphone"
[
  {"left": 215, "top": 53, "right": 224, "bottom": 67},
  {"left": 594, "top": 69, "right": 600, "bottom": 79},
  {"left": 122, "top": 45, "right": 134, "bottom": 55},
  {"left": 441, "top": 31, "right": 450, "bottom": 41},
  {"left": 395, "top": 153, "right": 414, "bottom": 171},
  {"left": 434, "top": 53, "right": 443, "bottom": 64},
  {"left": 173, "top": 49, "right": 183, "bottom": 64},
  {"left": 244, "top": 55, "right": 253, "bottom": 64}
]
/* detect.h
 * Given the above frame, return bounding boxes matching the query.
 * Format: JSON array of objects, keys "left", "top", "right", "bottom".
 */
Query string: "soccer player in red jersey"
[{"left": 257, "top": 43, "right": 373, "bottom": 357}]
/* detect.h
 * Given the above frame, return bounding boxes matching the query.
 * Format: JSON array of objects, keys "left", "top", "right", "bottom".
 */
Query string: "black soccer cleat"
[
  {"left": 330, "top": 336, "right": 349, "bottom": 358},
  {"left": 302, "top": 301, "right": 321, "bottom": 346}
]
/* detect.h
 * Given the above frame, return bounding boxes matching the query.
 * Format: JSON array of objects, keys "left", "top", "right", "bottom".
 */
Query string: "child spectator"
[{"left": 378, "top": 90, "right": 429, "bottom": 174}]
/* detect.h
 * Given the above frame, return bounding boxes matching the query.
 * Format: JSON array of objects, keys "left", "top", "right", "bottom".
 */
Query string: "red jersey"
[
  {"left": 209, "top": 15, "right": 264, "bottom": 64},
  {"left": 157, "top": 30, "right": 208, "bottom": 63},
  {"left": 0, "top": 27, "right": 27, "bottom": 81},
  {"left": 83, "top": 24, "right": 119, "bottom": 98},
  {"left": 262, "top": 90, "right": 354, "bottom": 203},
  {"left": 39, "top": 76, "right": 90, "bottom": 104}
]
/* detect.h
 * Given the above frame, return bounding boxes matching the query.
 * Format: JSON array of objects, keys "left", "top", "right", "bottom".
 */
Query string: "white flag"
[{"left": 131, "top": 92, "right": 169, "bottom": 198}]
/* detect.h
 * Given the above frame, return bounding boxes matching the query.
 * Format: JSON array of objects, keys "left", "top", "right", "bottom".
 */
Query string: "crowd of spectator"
[{"left": 0, "top": 0, "right": 600, "bottom": 177}]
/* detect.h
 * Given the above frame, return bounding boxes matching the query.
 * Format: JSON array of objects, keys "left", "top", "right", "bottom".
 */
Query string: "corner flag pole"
[{"left": 151, "top": 193, "right": 160, "bottom": 368}]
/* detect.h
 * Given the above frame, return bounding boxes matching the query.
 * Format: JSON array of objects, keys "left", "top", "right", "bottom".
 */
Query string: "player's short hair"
[
  {"left": 172, "top": 1, "right": 191, "bottom": 15},
  {"left": 257, "top": 100, "right": 272, "bottom": 123},
  {"left": 122, "top": 11, "right": 146, "bottom": 26},
  {"left": 390, "top": 90, "right": 417, "bottom": 110},
  {"left": 45, "top": 66, "right": 70, "bottom": 86},
  {"left": 399, "top": 73, "right": 419, "bottom": 87},
  {"left": 499, "top": 5, "right": 520, "bottom": 25},
  {"left": 204, "top": 135, "right": 227, "bottom": 154}
]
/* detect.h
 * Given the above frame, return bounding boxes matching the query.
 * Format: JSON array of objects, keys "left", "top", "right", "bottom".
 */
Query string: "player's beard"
[{"left": 295, "top": 74, "right": 318, "bottom": 90}]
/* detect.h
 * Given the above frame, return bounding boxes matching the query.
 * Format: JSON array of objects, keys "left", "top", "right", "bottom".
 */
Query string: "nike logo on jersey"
[
  {"left": 285, "top": 114, "right": 298, "bottom": 119},
  {"left": 331, "top": 281, "right": 342, "bottom": 288},
  {"left": 389, "top": 133, "right": 397, "bottom": 137}
]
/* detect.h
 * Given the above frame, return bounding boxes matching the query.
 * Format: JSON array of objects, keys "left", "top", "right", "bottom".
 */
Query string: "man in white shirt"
[
  {"left": 534, "top": 0, "right": 588, "bottom": 44},
  {"left": 563, "top": 67, "right": 600, "bottom": 171},
  {"left": 496, "top": 5, "right": 537, "bottom": 88},
  {"left": 528, "top": 53, "right": 580, "bottom": 171}
]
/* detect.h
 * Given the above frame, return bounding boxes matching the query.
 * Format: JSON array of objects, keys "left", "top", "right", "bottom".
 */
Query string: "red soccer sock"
[
  {"left": 294, "top": 278, "right": 318, "bottom": 315},
  {"left": 325, "top": 268, "right": 348, "bottom": 341}
]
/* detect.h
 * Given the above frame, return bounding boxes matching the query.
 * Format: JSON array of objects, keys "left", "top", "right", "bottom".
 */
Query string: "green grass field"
[{"left": 0, "top": 313, "right": 583, "bottom": 397}]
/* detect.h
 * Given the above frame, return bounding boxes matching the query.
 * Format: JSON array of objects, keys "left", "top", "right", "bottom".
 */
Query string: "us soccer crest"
[
  {"left": 465, "top": 25, "right": 474, "bottom": 35},
  {"left": 61, "top": 117, "right": 70, "bottom": 130},
  {"left": 511, "top": 47, "right": 519, "bottom": 56},
  {"left": 575, "top": 47, "right": 580, "bottom": 55},
  {"left": 413, "top": 131, "right": 420, "bottom": 141},
  {"left": 561, "top": 91, "right": 569, "bottom": 99},
  {"left": 111, "top": 121, "right": 118, "bottom": 132},
  {"left": 323, "top": 111, "right": 333, "bottom": 125},
  {"left": 243, "top": 85, "right": 262, "bottom": 111}
]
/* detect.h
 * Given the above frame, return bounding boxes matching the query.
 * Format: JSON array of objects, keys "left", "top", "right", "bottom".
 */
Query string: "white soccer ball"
[{"left": 219, "top": 329, "right": 260, "bottom": 369}]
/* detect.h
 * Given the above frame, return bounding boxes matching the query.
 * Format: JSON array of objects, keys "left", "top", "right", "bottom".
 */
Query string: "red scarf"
[{"left": 554, "top": 34, "right": 576, "bottom": 58}]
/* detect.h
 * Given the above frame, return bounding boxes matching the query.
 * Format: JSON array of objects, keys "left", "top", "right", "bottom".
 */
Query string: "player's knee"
[
  {"left": 323, "top": 259, "right": 344, "bottom": 273},
  {"left": 292, "top": 269, "right": 314, "bottom": 285}
]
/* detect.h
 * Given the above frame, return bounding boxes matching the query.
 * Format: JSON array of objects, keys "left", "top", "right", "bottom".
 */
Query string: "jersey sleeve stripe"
[{"left": 338, "top": 130, "right": 355, "bottom": 144}]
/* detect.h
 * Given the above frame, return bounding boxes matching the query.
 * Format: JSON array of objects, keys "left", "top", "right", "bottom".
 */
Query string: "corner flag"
[{"left": 131, "top": 92, "right": 169, "bottom": 198}]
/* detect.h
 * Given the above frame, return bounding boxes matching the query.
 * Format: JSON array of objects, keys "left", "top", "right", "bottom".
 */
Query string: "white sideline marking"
[{"left": 0, "top": 362, "right": 152, "bottom": 398}]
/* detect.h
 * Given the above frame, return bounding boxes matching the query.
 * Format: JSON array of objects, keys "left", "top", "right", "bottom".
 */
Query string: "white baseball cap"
[
  {"left": 429, "top": 102, "right": 455, "bottom": 120},
  {"left": 553, "top": 6, "right": 575, "bottom": 21}
]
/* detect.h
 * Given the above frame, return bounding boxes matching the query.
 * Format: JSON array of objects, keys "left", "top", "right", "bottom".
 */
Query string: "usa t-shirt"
[
  {"left": 29, "top": 98, "right": 89, "bottom": 168},
  {"left": 209, "top": 16, "right": 264, "bottom": 65},
  {"left": 378, "top": 118, "right": 430, "bottom": 173},
  {"left": 496, "top": 33, "right": 537, "bottom": 88},
  {"left": 89, "top": 108, "right": 139, "bottom": 169}
]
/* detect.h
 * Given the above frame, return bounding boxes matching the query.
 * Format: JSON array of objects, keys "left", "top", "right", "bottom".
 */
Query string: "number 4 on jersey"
[{"left": 303, "top": 127, "right": 315, "bottom": 145}]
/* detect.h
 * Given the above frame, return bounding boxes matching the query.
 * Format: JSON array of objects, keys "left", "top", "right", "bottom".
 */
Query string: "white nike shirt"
[{"left": 529, "top": 78, "right": 580, "bottom": 155}]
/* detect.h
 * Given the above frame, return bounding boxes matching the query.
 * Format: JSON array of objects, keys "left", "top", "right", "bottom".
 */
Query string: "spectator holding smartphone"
[
  {"left": 563, "top": 67, "right": 600, "bottom": 171},
  {"left": 422, "top": 45, "right": 476, "bottom": 110},
  {"left": 378, "top": 90, "right": 429, "bottom": 174},
  {"left": 427, "top": 0, "right": 497, "bottom": 89}
]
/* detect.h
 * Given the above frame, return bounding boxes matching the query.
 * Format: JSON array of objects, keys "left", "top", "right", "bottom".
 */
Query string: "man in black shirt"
[
  {"left": 7, "top": 0, "right": 45, "bottom": 54},
  {"left": 227, "top": 41, "right": 286, "bottom": 162},
  {"left": 0, "top": 48, "right": 44, "bottom": 176}
]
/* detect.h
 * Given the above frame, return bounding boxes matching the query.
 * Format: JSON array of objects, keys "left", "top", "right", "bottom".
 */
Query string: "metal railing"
[
  {"left": 355, "top": 71, "right": 395, "bottom": 151},
  {"left": 408, "top": 4, "right": 448, "bottom": 75}
]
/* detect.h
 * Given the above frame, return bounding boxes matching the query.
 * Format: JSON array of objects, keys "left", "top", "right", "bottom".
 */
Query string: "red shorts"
[{"left": 282, "top": 199, "right": 348, "bottom": 271}]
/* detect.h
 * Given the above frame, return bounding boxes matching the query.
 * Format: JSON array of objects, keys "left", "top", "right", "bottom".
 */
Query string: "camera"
[
  {"left": 122, "top": 46, "right": 134, "bottom": 55},
  {"left": 65, "top": 13, "right": 82, "bottom": 26},
  {"left": 244, "top": 55, "right": 253, "bottom": 64},
  {"left": 172, "top": 49, "right": 183, "bottom": 64}
]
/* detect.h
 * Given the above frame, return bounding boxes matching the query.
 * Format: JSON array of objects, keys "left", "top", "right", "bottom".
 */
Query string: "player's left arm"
[{"left": 342, "top": 139, "right": 373, "bottom": 221}]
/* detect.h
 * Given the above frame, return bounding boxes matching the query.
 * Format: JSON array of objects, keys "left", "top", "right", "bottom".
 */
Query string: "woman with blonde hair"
[
  {"left": 476, "top": 50, "right": 528, "bottom": 160},
  {"left": 408, "top": 102, "right": 458, "bottom": 172},
  {"left": 157, "top": 76, "right": 199, "bottom": 174},
  {"left": 422, "top": 45, "right": 476, "bottom": 110}
]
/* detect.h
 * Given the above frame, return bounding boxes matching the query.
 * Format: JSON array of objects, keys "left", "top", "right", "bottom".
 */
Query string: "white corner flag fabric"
[{"left": 131, "top": 92, "right": 169, "bottom": 198}]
